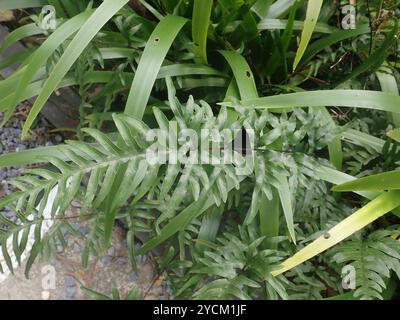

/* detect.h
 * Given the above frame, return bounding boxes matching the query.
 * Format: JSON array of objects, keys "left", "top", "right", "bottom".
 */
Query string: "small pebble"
[
  {"left": 50, "top": 257, "right": 57, "bottom": 266},
  {"left": 73, "top": 243, "right": 81, "bottom": 253},
  {"left": 128, "top": 272, "right": 139, "bottom": 282},
  {"left": 107, "top": 246, "right": 116, "bottom": 257},
  {"left": 79, "top": 226, "right": 90, "bottom": 235},
  {"left": 64, "top": 275, "right": 77, "bottom": 288},
  {"left": 136, "top": 254, "right": 147, "bottom": 264},
  {"left": 65, "top": 286, "right": 77, "bottom": 299},
  {"left": 116, "top": 256, "right": 129, "bottom": 264},
  {"left": 100, "top": 256, "right": 113, "bottom": 265},
  {"left": 56, "top": 244, "right": 64, "bottom": 253},
  {"left": 71, "top": 201, "right": 81, "bottom": 208},
  {"left": 0, "top": 110, "right": 63, "bottom": 218},
  {"left": 55, "top": 134, "right": 63, "bottom": 143}
]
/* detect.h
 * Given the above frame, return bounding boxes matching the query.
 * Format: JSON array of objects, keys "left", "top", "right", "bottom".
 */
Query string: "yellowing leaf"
[
  {"left": 387, "top": 128, "right": 400, "bottom": 143},
  {"left": 272, "top": 191, "right": 400, "bottom": 276}
]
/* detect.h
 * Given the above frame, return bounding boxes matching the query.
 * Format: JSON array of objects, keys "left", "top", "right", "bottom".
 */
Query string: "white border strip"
[{"left": 0, "top": 185, "right": 58, "bottom": 283}]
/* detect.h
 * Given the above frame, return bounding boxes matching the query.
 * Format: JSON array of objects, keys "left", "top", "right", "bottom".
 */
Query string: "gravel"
[
  {"left": 73, "top": 243, "right": 81, "bottom": 254},
  {"left": 107, "top": 246, "right": 116, "bottom": 257},
  {"left": 56, "top": 244, "right": 64, "bottom": 253},
  {"left": 65, "top": 286, "right": 77, "bottom": 299},
  {"left": 100, "top": 256, "right": 113, "bottom": 265},
  {"left": 0, "top": 111, "right": 170, "bottom": 300},
  {"left": 64, "top": 276, "right": 77, "bottom": 288},
  {"left": 0, "top": 106, "right": 64, "bottom": 216}
]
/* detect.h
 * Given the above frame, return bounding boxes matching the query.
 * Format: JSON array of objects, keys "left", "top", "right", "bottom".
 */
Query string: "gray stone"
[
  {"left": 65, "top": 286, "right": 77, "bottom": 299},
  {"left": 128, "top": 272, "right": 139, "bottom": 282},
  {"left": 116, "top": 256, "right": 129, "bottom": 264},
  {"left": 73, "top": 243, "right": 81, "bottom": 254},
  {"left": 107, "top": 246, "right": 116, "bottom": 257},
  {"left": 56, "top": 244, "right": 64, "bottom": 253},
  {"left": 100, "top": 256, "right": 113, "bottom": 265},
  {"left": 64, "top": 276, "right": 77, "bottom": 288}
]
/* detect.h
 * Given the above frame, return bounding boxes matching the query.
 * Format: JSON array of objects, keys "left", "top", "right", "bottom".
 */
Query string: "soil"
[{"left": 0, "top": 207, "right": 169, "bottom": 300}]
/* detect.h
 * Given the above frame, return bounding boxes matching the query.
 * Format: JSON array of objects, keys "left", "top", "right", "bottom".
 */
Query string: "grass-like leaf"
[
  {"left": 292, "top": 0, "right": 323, "bottom": 70},
  {"left": 22, "top": 0, "right": 130, "bottom": 137},
  {"left": 272, "top": 191, "right": 400, "bottom": 276},
  {"left": 192, "top": 0, "right": 213, "bottom": 64}
]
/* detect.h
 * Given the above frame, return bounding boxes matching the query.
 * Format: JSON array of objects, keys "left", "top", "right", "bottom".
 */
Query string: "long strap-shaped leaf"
[
  {"left": 276, "top": 84, "right": 344, "bottom": 170},
  {"left": 299, "top": 25, "right": 370, "bottom": 68},
  {"left": 377, "top": 62, "right": 400, "bottom": 127},
  {"left": 271, "top": 164, "right": 400, "bottom": 276},
  {"left": 220, "top": 50, "right": 296, "bottom": 243},
  {"left": 0, "top": 65, "right": 224, "bottom": 113},
  {"left": 335, "top": 22, "right": 398, "bottom": 86},
  {"left": 292, "top": 0, "right": 323, "bottom": 70},
  {"left": 0, "top": 0, "right": 46, "bottom": 10},
  {"left": 272, "top": 190, "right": 400, "bottom": 276},
  {"left": 267, "top": 0, "right": 296, "bottom": 19},
  {"left": 223, "top": 90, "right": 400, "bottom": 114},
  {"left": 388, "top": 128, "right": 400, "bottom": 142},
  {"left": 8, "top": 10, "right": 93, "bottom": 120},
  {"left": 192, "top": 0, "right": 213, "bottom": 64},
  {"left": 219, "top": 50, "right": 258, "bottom": 100},
  {"left": 0, "top": 23, "right": 44, "bottom": 53},
  {"left": 258, "top": 19, "right": 334, "bottom": 34},
  {"left": 22, "top": 0, "right": 130, "bottom": 137},
  {"left": 332, "top": 169, "right": 400, "bottom": 192},
  {"left": 103, "top": 15, "right": 188, "bottom": 248},
  {"left": 320, "top": 107, "right": 343, "bottom": 170},
  {"left": 124, "top": 15, "right": 188, "bottom": 119}
]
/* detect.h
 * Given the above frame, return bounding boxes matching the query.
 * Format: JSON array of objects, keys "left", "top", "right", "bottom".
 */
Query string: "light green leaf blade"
[
  {"left": 22, "top": 0, "right": 130, "bottom": 136},
  {"left": 124, "top": 15, "right": 188, "bottom": 119},
  {"left": 0, "top": 23, "right": 44, "bottom": 53},
  {"left": 10, "top": 10, "right": 93, "bottom": 117},
  {"left": 223, "top": 90, "right": 400, "bottom": 114},
  {"left": 219, "top": 50, "right": 258, "bottom": 100},
  {"left": 377, "top": 62, "right": 400, "bottom": 127},
  {"left": 336, "top": 22, "right": 398, "bottom": 86},
  {"left": 259, "top": 191, "right": 279, "bottom": 249},
  {"left": 192, "top": 0, "right": 213, "bottom": 64},
  {"left": 272, "top": 191, "right": 400, "bottom": 276},
  {"left": 387, "top": 128, "right": 400, "bottom": 143},
  {"left": 276, "top": 174, "right": 296, "bottom": 244},
  {"left": 299, "top": 25, "right": 370, "bottom": 68},
  {"left": 332, "top": 170, "right": 400, "bottom": 192},
  {"left": 103, "top": 15, "right": 188, "bottom": 250},
  {"left": 0, "top": 0, "right": 46, "bottom": 10},
  {"left": 258, "top": 19, "right": 334, "bottom": 34},
  {"left": 277, "top": 85, "right": 343, "bottom": 170},
  {"left": 292, "top": 0, "right": 323, "bottom": 70}
]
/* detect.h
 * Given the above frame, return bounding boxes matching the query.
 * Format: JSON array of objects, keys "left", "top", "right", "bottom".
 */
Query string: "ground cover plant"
[{"left": 0, "top": 0, "right": 400, "bottom": 300}]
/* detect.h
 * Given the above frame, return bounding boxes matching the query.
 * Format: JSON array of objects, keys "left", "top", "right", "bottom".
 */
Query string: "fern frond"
[
  {"left": 332, "top": 229, "right": 400, "bottom": 300},
  {"left": 0, "top": 210, "right": 72, "bottom": 277},
  {"left": 171, "top": 225, "right": 291, "bottom": 300}
]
